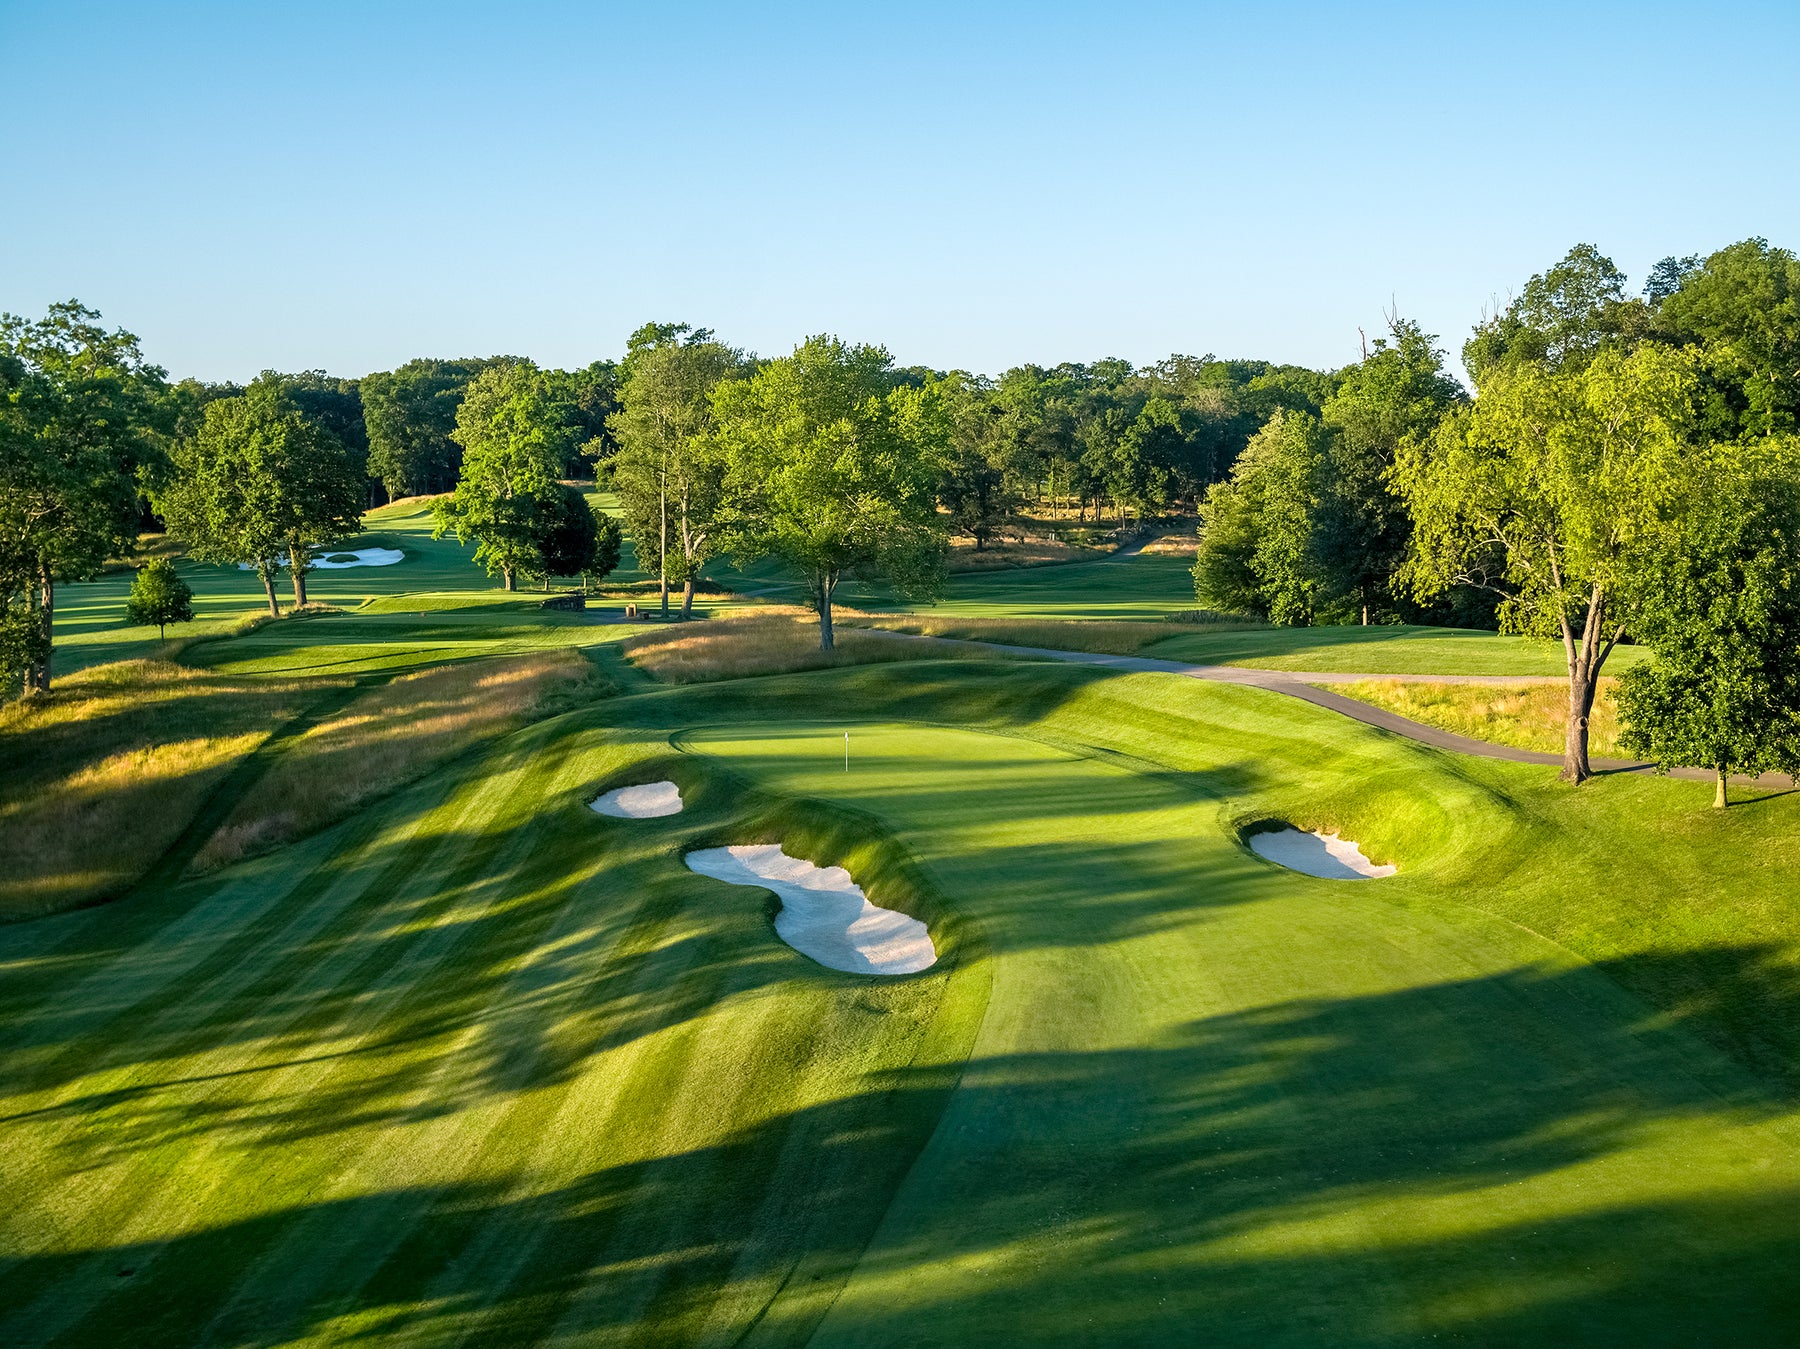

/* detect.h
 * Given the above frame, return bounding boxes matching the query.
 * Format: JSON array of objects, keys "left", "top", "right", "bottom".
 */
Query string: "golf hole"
[
  {"left": 1246, "top": 823, "right": 1396, "bottom": 880},
  {"left": 685, "top": 844, "right": 937, "bottom": 975},
  {"left": 590, "top": 780, "right": 684, "bottom": 818}
]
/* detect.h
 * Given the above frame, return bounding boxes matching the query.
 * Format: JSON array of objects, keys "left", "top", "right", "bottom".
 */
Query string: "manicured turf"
[
  {"left": 714, "top": 547, "right": 1200, "bottom": 619},
  {"left": 49, "top": 491, "right": 669, "bottom": 677},
  {"left": 1142, "top": 621, "right": 1651, "bottom": 675},
  {"left": 4, "top": 660, "right": 1798, "bottom": 1344}
]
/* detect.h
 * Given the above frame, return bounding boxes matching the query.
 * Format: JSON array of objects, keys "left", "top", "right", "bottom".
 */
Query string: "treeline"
[
  {"left": 1193, "top": 240, "right": 1800, "bottom": 636},
  {"left": 1193, "top": 237, "right": 1800, "bottom": 791}
]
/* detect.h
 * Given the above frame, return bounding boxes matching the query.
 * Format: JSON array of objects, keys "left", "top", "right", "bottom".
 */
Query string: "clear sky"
[{"left": 3, "top": 1, "right": 1796, "bottom": 383}]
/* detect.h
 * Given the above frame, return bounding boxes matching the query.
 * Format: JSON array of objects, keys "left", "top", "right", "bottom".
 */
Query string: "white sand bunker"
[
  {"left": 312, "top": 547, "right": 404, "bottom": 569},
  {"left": 589, "top": 780, "right": 683, "bottom": 818},
  {"left": 238, "top": 548, "right": 404, "bottom": 570},
  {"left": 1250, "top": 828, "right": 1396, "bottom": 880},
  {"left": 685, "top": 844, "right": 937, "bottom": 975}
]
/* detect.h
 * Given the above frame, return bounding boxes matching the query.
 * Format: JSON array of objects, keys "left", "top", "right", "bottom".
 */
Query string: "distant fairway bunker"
[
  {"left": 590, "top": 779, "right": 683, "bottom": 818},
  {"left": 685, "top": 843, "right": 937, "bottom": 974},
  {"left": 1245, "top": 821, "right": 1396, "bottom": 879},
  {"left": 237, "top": 547, "right": 405, "bottom": 571}
]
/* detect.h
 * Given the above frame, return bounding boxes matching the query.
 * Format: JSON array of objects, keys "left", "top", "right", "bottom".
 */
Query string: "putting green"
[{"left": 2, "top": 664, "right": 1797, "bottom": 1344}]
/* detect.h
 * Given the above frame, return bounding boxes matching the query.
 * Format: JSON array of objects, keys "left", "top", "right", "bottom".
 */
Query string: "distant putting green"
[{"left": 4, "top": 661, "right": 1797, "bottom": 1344}]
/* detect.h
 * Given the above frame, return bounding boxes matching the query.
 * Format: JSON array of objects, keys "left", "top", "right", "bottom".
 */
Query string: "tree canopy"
[
  {"left": 1618, "top": 437, "right": 1800, "bottom": 805},
  {"left": 1396, "top": 342, "right": 1703, "bottom": 780},
  {"left": 714, "top": 336, "right": 947, "bottom": 649},
  {"left": 432, "top": 363, "right": 574, "bottom": 591},
  {"left": 0, "top": 301, "right": 169, "bottom": 693}
]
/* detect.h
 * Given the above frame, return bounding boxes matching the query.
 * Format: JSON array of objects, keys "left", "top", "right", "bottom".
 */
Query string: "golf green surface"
[{"left": 3, "top": 660, "right": 1795, "bottom": 1345}]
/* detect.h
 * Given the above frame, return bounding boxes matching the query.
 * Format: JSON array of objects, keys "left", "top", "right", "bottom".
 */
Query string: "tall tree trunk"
[
  {"left": 289, "top": 540, "right": 309, "bottom": 608},
  {"left": 1557, "top": 585, "right": 1623, "bottom": 785},
  {"left": 503, "top": 566, "right": 516, "bottom": 592},
  {"left": 25, "top": 563, "right": 53, "bottom": 695},
  {"left": 817, "top": 575, "right": 836, "bottom": 651},
  {"left": 680, "top": 577, "right": 696, "bottom": 619},
  {"left": 1715, "top": 768, "right": 1728, "bottom": 809},
  {"left": 260, "top": 565, "right": 281, "bottom": 617},
  {"left": 659, "top": 464, "right": 669, "bottom": 620}
]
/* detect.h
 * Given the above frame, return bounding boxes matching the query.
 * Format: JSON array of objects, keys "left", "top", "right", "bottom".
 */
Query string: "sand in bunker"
[
  {"left": 590, "top": 780, "right": 683, "bottom": 818},
  {"left": 1250, "top": 828, "right": 1396, "bottom": 880},
  {"left": 685, "top": 844, "right": 937, "bottom": 975},
  {"left": 237, "top": 548, "right": 404, "bottom": 571}
]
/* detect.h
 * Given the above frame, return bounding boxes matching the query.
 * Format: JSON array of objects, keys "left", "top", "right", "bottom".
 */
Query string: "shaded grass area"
[
  {"left": 1335, "top": 676, "right": 1626, "bottom": 758},
  {"left": 0, "top": 661, "right": 327, "bottom": 919},
  {"left": 193, "top": 651, "right": 606, "bottom": 871},
  {"left": 5, "top": 661, "right": 1800, "bottom": 1342}
]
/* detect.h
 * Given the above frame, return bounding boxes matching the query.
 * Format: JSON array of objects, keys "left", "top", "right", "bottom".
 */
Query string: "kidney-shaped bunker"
[
  {"left": 590, "top": 780, "right": 683, "bottom": 818},
  {"left": 1248, "top": 825, "right": 1395, "bottom": 880},
  {"left": 685, "top": 844, "right": 937, "bottom": 975}
]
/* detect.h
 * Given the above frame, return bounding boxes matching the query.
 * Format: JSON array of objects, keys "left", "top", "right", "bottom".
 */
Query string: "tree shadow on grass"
[{"left": 3, "top": 953, "right": 1799, "bottom": 1347}]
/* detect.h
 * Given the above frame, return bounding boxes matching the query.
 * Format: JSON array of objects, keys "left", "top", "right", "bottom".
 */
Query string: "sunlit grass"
[
  {"left": 1332, "top": 677, "right": 1625, "bottom": 758},
  {"left": 0, "top": 661, "right": 322, "bottom": 917},
  {"left": 193, "top": 650, "right": 602, "bottom": 870},
  {"left": 621, "top": 608, "right": 984, "bottom": 683}
]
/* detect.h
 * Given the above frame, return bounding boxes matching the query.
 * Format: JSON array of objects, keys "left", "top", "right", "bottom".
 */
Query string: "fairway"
[{"left": 4, "top": 661, "right": 1797, "bottom": 1345}]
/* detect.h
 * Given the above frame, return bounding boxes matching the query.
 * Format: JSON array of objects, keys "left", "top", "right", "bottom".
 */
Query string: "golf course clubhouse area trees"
[{"left": 7, "top": 235, "right": 1800, "bottom": 1343}]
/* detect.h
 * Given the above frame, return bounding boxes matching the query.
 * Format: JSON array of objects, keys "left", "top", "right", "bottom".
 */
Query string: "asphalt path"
[{"left": 870, "top": 632, "right": 1787, "bottom": 789}]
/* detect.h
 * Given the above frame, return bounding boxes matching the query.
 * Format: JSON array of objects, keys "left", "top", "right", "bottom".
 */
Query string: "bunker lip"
[
  {"left": 1243, "top": 820, "right": 1396, "bottom": 880},
  {"left": 684, "top": 843, "right": 937, "bottom": 975},
  {"left": 590, "top": 780, "right": 683, "bottom": 818}
]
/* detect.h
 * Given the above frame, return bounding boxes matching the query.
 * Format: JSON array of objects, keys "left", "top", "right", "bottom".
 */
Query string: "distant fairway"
[
  {"left": 48, "top": 491, "right": 674, "bottom": 677},
  {"left": 5, "top": 659, "right": 1799, "bottom": 1345}
]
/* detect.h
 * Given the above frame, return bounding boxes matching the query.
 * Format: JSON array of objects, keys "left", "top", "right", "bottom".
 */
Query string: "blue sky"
[{"left": 3, "top": 1, "right": 1796, "bottom": 383}]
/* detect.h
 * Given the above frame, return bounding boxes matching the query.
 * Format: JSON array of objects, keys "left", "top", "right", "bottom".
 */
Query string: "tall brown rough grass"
[
  {"left": 192, "top": 650, "right": 599, "bottom": 871},
  {"left": 1332, "top": 678, "right": 1625, "bottom": 759},
  {"left": 843, "top": 613, "right": 1258, "bottom": 656},
  {"left": 622, "top": 609, "right": 983, "bottom": 683},
  {"left": 0, "top": 661, "right": 323, "bottom": 918}
]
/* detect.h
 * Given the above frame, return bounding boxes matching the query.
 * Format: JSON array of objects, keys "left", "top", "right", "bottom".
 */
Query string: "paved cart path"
[{"left": 869, "top": 631, "right": 1786, "bottom": 787}]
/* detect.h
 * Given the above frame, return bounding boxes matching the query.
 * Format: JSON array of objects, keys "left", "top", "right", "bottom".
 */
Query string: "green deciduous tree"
[
  {"left": 1656, "top": 237, "right": 1800, "bottom": 441},
  {"left": 1191, "top": 409, "right": 1331, "bottom": 624},
  {"left": 530, "top": 483, "right": 622, "bottom": 588},
  {"left": 1462, "top": 243, "right": 1650, "bottom": 385},
  {"left": 934, "top": 373, "right": 1016, "bottom": 551},
  {"left": 433, "top": 364, "right": 572, "bottom": 591},
  {"left": 608, "top": 328, "right": 743, "bottom": 618},
  {"left": 125, "top": 557, "right": 195, "bottom": 639},
  {"left": 1396, "top": 343, "right": 1702, "bottom": 782},
  {"left": 1314, "top": 320, "right": 1466, "bottom": 624},
  {"left": 715, "top": 336, "right": 947, "bottom": 649},
  {"left": 1617, "top": 438, "right": 1800, "bottom": 807},
  {"left": 160, "top": 376, "right": 364, "bottom": 613},
  {"left": 363, "top": 357, "right": 512, "bottom": 497},
  {"left": 0, "top": 301, "right": 169, "bottom": 695}
]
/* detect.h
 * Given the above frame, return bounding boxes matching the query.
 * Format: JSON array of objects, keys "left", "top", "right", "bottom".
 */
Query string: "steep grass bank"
[{"left": 0, "top": 662, "right": 326, "bottom": 918}]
